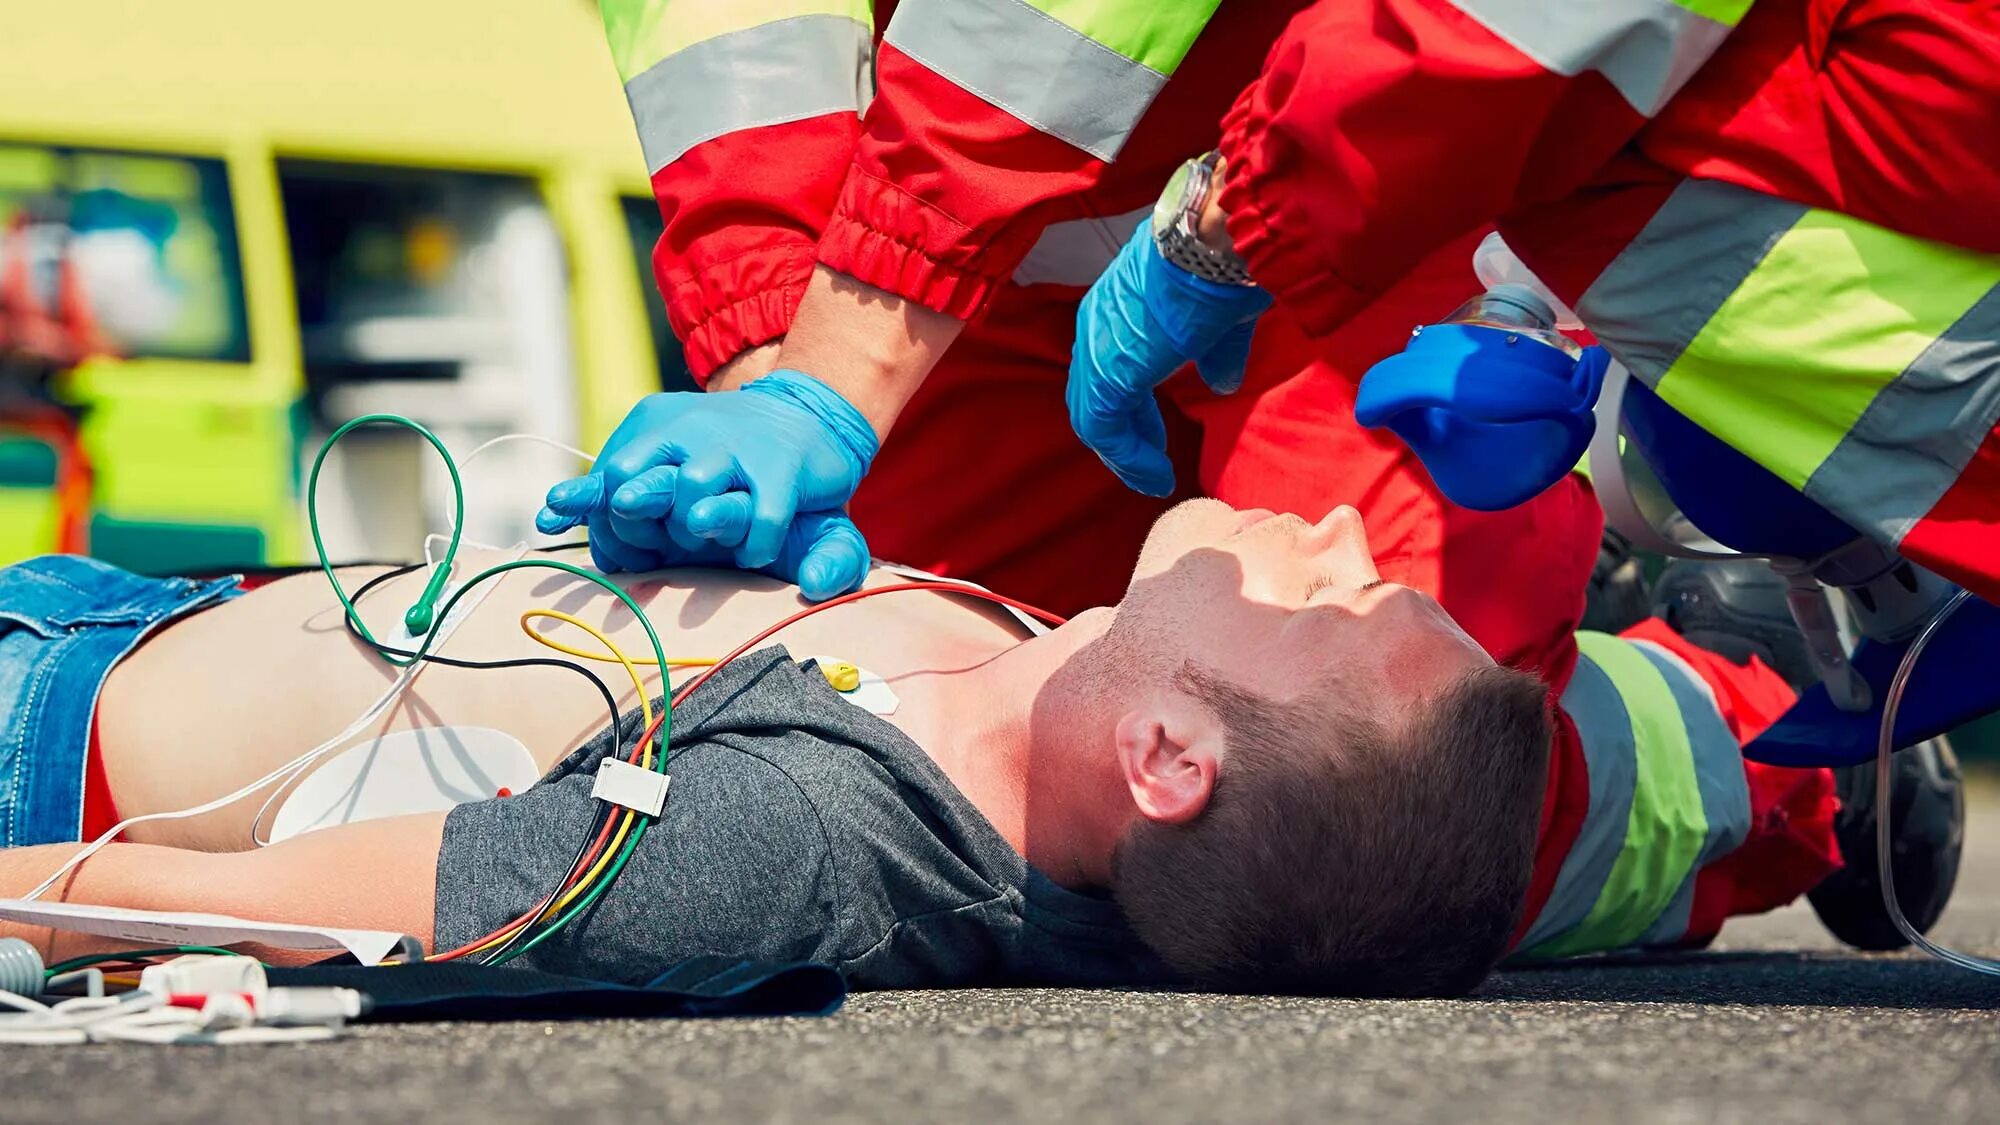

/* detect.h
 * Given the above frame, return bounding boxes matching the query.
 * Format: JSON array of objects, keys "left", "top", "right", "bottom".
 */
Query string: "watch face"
[{"left": 1153, "top": 159, "right": 1196, "bottom": 239}]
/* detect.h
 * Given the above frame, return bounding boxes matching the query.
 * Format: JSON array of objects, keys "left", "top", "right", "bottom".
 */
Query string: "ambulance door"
[{"left": 278, "top": 160, "right": 585, "bottom": 560}]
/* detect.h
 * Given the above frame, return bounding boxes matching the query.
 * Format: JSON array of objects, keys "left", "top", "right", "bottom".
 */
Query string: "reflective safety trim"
[
  {"left": 1516, "top": 649, "right": 1637, "bottom": 953},
  {"left": 1021, "top": 0, "right": 1223, "bottom": 75},
  {"left": 1656, "top": 211, "right": 2000, "bottom": 493},
  {"left": 1803, "top": 283, "right": 2000, "bottom": 545},
  {"left": 884, "top": 0, "right": 1174, "bottom": 161},
  {"left": 1578, "top": 179, "right": 2000, "bottom": 554},
  {"left": 1628, "top": 639, "right": 1752, "bottom": 947},
  {"left": 1674, "top": 0, "right": 1755, "bottom": 21},
  {"left": 599, "top": 0, "right": 873, "bottom": 83},
  {"left": 1444, "top": 0, "right": 1749, "bottom": 115},
  {"left": 1520, "top": 632, "right": 1711, "bottom": 960},
  {"left": 1637, "top": 876, "right": 1700, "bottom": 949},
  {"left": 1012, "top": 207, "right": 1149, "bottom": 286},
  {"left": 1578, "top": 179, "right": 1803, "bottom": 387},
  {"left": 623, "top": 14, "right": 874, "bottom": 174}
]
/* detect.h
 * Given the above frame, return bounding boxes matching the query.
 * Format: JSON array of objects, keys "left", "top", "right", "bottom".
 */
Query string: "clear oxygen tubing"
[{"left": 1876, "top": 588, "right": 2000, "bottom": 976}]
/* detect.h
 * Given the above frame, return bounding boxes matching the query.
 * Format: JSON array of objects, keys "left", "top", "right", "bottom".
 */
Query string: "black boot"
[
  {"left": 1581, "top": 527, "right": 1653, "bottom": 635},
  {"left": 1650, "top": 556, "right": 1818, "bottom": 688},
  {"left": 1649, "top": 558, "right": 1968, "bottom": 951},
  {"left": 1807, "top": 738, "right": 1965, "bottom": 951}
]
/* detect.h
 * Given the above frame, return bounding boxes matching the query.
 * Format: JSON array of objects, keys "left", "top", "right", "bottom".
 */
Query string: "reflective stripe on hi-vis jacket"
[
  {"left": 882, "top": 0, "right": 1222, "bottom": 161},
  {"left": 1444, "top": 0, "right": 1754, "bottom": 115},
  {"left": 601, "top": 1, "right": 876, "bottom": 173},
  {"left": 1578, "top": 178, "right": 2000, "bottom": 556},
  {"left": 1514, "top": 632, "right": 1749, "bottom": 959},
  {"left": 1012, "top": 207, "right": 1149, "bottom": 286}
]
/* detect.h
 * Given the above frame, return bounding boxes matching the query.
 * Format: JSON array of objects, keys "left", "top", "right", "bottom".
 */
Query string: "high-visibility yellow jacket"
[{"left": 1216, "top": 0, "right": 2000, "bottom": 608}]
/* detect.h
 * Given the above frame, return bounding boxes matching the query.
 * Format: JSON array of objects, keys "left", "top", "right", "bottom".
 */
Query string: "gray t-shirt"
[{"left": 434, "top": 648, "right": 1169, "bottom": 989}]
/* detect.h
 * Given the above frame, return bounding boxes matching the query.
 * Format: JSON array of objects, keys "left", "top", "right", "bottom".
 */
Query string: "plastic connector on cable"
[
  {"left": 0, "top": 936, "right": 43, "bottom": 996},
  {"left": 820, "top": 661, "right": 862, "bottom": 693},
  {"left": 139, "top": 954, "right": 266, "bottom": 1002},
  {"left": 255, "top": 987, "right": 369, "bottom": 1027},
  {"left": 593, "top": 757, "right": 671, "bottom": 818}
]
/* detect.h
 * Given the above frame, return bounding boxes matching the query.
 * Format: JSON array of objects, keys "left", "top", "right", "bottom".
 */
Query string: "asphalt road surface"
[{"left": 9, "top": 788, "right": 1999, "bottom": 1125}]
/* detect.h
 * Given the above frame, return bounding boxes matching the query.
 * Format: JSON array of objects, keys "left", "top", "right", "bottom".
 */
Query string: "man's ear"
[{"left": 1113, "top": 704, "right": 1221, "bottom": 826}]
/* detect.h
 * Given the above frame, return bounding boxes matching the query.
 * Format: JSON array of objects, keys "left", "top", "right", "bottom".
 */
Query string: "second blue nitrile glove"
[
  {"left": 1067, "top": 223, "right": 1272, "bottom": 497},
  {"left": 536, "top": 369, "right": 879, "bottom": 600}
]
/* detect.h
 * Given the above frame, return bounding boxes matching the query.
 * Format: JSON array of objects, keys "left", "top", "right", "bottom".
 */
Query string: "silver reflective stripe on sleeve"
[
  {"left": 1576, "top": 178, "right": 1804, "bottom": 387},
  {"left": 884, "top": 0, "right": 1168, "bottom": 161},
  {"left": 1444, "top": 0, "right": 1744, "bottom": 115},
  {"left": 624, "top": 14, "right": 875, "bottom": 175},
  {"left": 1626, "top": 639, "right": 1752, "bottom": 947},
  {"left": 1012, "top": 207, "right": 1149, "bottom": 286},
  {"left": 1801, "top": 285, "right": 2000, "bottom": 544},
  {"left": 1515, "top": 652, "right": 1638, "bottom": 952}
]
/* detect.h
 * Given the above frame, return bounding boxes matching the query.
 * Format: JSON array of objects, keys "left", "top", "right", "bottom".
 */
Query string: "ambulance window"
[
  {"left": 276, "top": 160, "right": 591, "bottom": 554},
  {"left": 620, "top": 196, "right": 695, "bottom": 393},
  {"left": 0, "top": 143, "right": 250, "bottom": 363}
]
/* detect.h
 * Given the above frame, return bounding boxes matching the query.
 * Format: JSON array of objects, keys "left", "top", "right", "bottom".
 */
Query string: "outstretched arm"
[
  {"left": 551, "top": 1, "right": 1234, "bottom": 595},
  {"left": 0, "top": 813, "right": 446, "bottom": 964}
]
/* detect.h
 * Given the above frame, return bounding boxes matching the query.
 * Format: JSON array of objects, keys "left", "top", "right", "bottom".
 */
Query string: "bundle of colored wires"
[
  {"left": 426, "top": 579, "right": 1066, "bottom": 966},
  {"left": 306, "top": 416, "right": 681, "bottom": 966},
  {"left": 336, "top": 559, "right": 626, "bottom": 764},
  {"left": 310, "top": 415, "right": 1070, "bottom": 968}
]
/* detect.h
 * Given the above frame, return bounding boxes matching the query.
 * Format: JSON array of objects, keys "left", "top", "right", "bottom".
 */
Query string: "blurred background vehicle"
[{"left": 0, "top": 0, "right": 690, "bottom": 572}]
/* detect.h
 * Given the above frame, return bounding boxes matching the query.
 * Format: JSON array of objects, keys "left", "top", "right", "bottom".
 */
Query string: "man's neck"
[{"left": 887, "top": 611, "right": 1120, "bottom": 890}]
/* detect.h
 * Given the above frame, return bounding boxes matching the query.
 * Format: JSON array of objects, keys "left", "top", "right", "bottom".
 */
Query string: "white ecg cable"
[
  {"left": 23, "top": 654, "right": 430, "bottom": 898},
  {"left": 23, "top": 430, "right": 581, "bottom": 896},
  {"left": 424, "top": 432, "right": 594, "bottom": 571}
]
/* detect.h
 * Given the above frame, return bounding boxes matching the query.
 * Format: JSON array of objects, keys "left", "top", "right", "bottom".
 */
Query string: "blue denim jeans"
[{"left": 0, "top": 556, "right": 239, "bottom": 847}]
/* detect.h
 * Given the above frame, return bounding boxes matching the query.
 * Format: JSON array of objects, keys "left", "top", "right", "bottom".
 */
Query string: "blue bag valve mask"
[{"left": 1355, "top": 283, "right": 1608, "bottom": 511}]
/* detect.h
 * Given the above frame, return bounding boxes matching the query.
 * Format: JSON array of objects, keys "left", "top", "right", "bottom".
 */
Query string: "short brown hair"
[{"left": 1112, "top": 662, "right": 1551, "bottom": 997}]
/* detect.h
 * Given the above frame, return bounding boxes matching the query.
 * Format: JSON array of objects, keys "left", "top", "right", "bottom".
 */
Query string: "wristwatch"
[{"left": 1152, "top": 151, "right": 1257, "bottom": 287}]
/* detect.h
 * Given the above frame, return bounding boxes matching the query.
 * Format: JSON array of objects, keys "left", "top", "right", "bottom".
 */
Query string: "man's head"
[{"left": 1044, "top": 500, "right": 1550, "bottom": 996}]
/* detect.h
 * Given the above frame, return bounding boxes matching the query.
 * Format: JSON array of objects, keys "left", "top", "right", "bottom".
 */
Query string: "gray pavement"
[{"left": 9, "top": 788, "right": 2000, "bottom": 1125}]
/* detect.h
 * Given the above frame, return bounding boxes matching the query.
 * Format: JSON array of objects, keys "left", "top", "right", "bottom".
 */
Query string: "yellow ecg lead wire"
[
  {"left": 518, "top": 610, "right": 716, "bottom": 669},
  {"left": 518, "top": 609, "right": 863, "bottom": 694},
  {"left": 487, "top": 609, "right": 658, "bottom": 932}
]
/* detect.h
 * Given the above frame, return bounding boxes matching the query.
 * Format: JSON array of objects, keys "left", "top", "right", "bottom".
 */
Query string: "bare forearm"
[
  {"left": 0, "top": 814, "right": 447, "bottom": 963},
  {"left": 703, "top": 341, "right": 784, "bottom": 392},
  {"left": 774, "top": 266, "right": 967, "bottom": 437}
]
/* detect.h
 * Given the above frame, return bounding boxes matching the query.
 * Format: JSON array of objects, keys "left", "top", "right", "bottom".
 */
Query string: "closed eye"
[{"left": 1302, "top": 573, "right": 1339, "bottom": 599}]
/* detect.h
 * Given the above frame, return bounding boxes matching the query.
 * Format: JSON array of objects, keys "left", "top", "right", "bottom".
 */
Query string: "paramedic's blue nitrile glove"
[
  {"left": 1068, "top": 225, "right": 1272, "bottom": 496},
  {"left": 535, "top": 369, "right": 879, "bottom": 599},
  {"left": 538, "top": 476, "right": 870, "bottom": 601}
]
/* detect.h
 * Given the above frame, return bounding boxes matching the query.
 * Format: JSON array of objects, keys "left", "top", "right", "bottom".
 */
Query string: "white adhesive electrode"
[
  {"left": 268, "top": 725, "right": 542, "bottom": 843},
  {"left": 808, "top": 655, "right": 899, "bottom": 716}
]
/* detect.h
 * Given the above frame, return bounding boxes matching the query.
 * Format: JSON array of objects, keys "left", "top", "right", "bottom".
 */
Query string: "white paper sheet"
[{"left": 0, "top": 899, "right": 409, "bottom": 966}]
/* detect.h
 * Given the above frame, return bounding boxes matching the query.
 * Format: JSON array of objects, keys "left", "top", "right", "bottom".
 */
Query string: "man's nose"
[{"left": 1309, "top": 505, "right": 1378, "bottom": 574}]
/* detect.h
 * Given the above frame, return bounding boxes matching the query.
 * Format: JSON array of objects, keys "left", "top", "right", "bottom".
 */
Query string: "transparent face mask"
[{"left": 1435, "top": 284, "right": 1582, "bottom": 359}]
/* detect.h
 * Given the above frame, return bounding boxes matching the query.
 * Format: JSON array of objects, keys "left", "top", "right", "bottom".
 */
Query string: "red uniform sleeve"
[
  {"left": 818, "top": 0, "right": 1228, "bottom": 320},
  {"left": 1215, "top": 0, "right": 1751, "bottom": 337},
  {"left": 601, "top": 4, "right": 876, "bottom": 382},
  {"left": 650, "top": 118, "right": 859, "bottom": 383}
]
